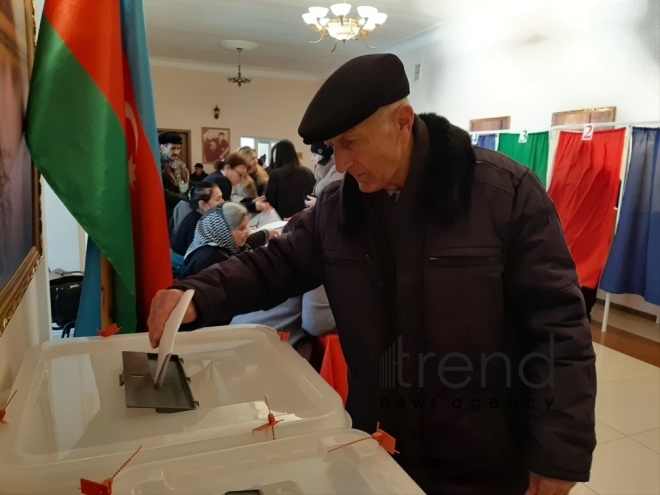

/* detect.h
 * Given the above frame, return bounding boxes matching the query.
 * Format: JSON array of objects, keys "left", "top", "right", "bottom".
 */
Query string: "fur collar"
[{"left": 339, "top": 113, "right": 475, "bottom": 232}]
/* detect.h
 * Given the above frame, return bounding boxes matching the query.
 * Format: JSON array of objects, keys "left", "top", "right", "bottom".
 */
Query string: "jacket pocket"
[
  {"left": 427, "top": 255, "right": 502, "bottom": 268},
  {"left": 325, "top": 256, "right": 374, "bottom": 270}
]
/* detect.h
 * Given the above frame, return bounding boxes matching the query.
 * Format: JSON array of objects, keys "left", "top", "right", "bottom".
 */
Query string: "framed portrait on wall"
[
  {"left": 0, "top": 0, "right": 42, "bottom": 334},
  {"left": 552, "top": 107, "right": 616, "bottom": 126},
  {"left": 201, "top": 127, "right": 230, "bottom": 165},
  {"left": 157, "top": 128, "right": 192, "bottom": 171}
]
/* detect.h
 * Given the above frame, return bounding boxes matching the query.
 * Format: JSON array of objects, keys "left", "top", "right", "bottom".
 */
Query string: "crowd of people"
[{"left": 159, "top": 131, "right": 344, "bottom": 343}]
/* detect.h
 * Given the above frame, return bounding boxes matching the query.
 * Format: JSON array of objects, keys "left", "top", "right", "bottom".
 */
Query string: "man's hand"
[
  {"left": 148, "top": 289, "right": 198, "bottom": 348},
  {"left": 525, "top": 472, "right": 577, "bottom": 495},
  {"left": 267, "top": 229, "right": 279, "bottom": 240}
]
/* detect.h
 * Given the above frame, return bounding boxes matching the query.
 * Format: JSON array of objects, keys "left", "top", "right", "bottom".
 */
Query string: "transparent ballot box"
[
  {"left": 114, "top": 429, "right": 424, "bottom": 495},
  {"left": 0, "top": 325, "right": 349, "bottom": 494}
]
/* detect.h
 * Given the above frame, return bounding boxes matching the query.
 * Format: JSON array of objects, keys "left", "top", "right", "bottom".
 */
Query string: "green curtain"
[{"left": 497, "top": 132, "right": 550, "bottom": 187}]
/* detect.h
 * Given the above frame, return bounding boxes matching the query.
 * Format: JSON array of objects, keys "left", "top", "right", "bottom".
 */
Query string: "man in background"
[
  {"left": 159, "top": 132, "right": 189, "bottom": 224},
  {"left": 190, "top": 163, "right": 208, "bottom": 183}
]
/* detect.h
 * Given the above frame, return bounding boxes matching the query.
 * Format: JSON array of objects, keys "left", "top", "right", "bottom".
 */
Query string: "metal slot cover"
[{"left": 121, "top": 351, "right": 198, "bottom": 413}]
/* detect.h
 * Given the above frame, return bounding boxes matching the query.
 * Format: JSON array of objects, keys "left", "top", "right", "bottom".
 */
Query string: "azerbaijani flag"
[{"left": 26, "top": 0, "right": 172, "bottom": 333}]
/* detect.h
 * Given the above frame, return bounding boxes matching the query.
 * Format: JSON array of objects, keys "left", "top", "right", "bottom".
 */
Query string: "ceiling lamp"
[
  {"left": 302, "top": 1, "right": 388, "bottom": 51},
  {"left": 221, "top": 40, "right": 258, "bottom": 87}
]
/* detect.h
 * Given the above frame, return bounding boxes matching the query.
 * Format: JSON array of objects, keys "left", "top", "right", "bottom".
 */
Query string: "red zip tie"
[
  {"left": 0, "top": 390, "right": 17, "bottom": 425},
  {"left": 328, "top": 423, "right": 399, "bottom": 455},
  {"left": 80, "top": 445, "right": 142, "bottom": 495},
  {"left": 327, "top": 436, "right": 373, "bottom": 453},
  {"left": 98, "top": 324, "right": 120, "bottom": 338},
  {"left": 252, "top": 396, "right": 282, "bottom": 440}
]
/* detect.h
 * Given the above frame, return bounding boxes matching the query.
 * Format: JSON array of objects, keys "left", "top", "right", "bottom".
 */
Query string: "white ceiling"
[{"left": 144, "top": 0, "right": 461, "bottom": 75}]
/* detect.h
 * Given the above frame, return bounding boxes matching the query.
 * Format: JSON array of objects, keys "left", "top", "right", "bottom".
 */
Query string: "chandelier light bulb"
[
  {"left": 362, "top": 19, "right": 376, "bottom": 31},
  {"left": 330, "top": 2, "right": 352, "bottom": 17},
  {"left": 302, "top": 12, "right": 319, "bottom": 25},
  {"left": 309, "top": 6, "right": 330, "bottom": 18},
  {"left": 372, "top": 12, "right": 387, "bottom": 24},
  {"left": 357, "top": 6, "right": 378, "bottom": 18}
]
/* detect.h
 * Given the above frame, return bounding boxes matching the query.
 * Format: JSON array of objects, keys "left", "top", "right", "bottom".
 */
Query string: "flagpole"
[{"left": 100, "top": 255, "right": 114, "bottom": 328}]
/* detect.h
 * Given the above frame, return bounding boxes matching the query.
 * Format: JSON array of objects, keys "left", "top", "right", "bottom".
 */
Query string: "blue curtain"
[
  {"left": 600, "top": 127, "right": 660, "bottom": 305},
  {"left": 477, "top": 134, "right": 497, "bottom": 150},
  {"left": 74, "top": 238, "right": 102, "bottom": 336}
]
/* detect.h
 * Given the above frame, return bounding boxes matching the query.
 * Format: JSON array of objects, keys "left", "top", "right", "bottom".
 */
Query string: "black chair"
[{"left": 50, "top": 272, "right": 83, "bottom": 338}]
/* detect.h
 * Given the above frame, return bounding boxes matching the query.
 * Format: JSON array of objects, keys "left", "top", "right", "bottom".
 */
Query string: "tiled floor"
[
  {"left": 591, "top": 304, "right": 660, "bottom": 367},
  {"left": 592, "top": 303, "right": 660, "bottom": 343},
  {"left": 570, "top": 342, "right": 660, "bottom": 495}
]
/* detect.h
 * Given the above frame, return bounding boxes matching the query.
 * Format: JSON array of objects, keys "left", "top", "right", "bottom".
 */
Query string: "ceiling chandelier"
[
  {"left": 302, "top": 1, "right": 388, "bottom": 52},
  {"left": 222, "top": 40, "right": 258, "bottom": 87}
]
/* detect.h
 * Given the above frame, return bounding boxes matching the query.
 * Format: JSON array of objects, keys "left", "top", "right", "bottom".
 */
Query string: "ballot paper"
[
  {"left": 154, "top": 289, "right": 195, "bottom": 386},
  {"left": 257, "top": 220, "right": 288, "bottom": 232}
]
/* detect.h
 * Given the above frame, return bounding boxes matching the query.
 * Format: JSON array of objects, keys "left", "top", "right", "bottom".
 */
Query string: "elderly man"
[
  {"left": 148, "top": 54, "right": 596, "bottom": 495},
  {"left": 159, "top": 131, "right": 190, "bottom": 223}
]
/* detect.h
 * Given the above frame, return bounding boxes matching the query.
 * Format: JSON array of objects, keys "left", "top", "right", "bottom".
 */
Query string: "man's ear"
[
  {"left": 160, "top": 144, "right": 167, "bottom": 153},
  {"left": 396, "top": 104, "right": 415, "bottom": 133}
]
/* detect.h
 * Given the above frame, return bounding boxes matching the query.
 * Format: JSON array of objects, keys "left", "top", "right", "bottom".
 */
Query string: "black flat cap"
[
  {"left": 298, "top": 53, "right": 410, "bottom": 144},
  {"left": 158, "top": 132, "right": 183, "bottom": 145}
]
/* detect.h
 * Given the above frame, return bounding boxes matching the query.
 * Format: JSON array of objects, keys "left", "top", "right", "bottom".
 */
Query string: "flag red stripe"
[
  {"left": 44, "top": 0, "right": 125, "bottom": 123},
  {"left": 122, "top": 56, "right": 173, "bottom": 329}
]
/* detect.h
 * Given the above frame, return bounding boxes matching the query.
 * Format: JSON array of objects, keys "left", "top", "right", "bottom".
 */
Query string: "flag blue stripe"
[
  {"left": 600, "top": 127, "right": 660, "bottom": 305},
  {"left": 120, "top": 0, "right": 161, "bottom": 172},
  {"left": 74, "top": 238, "right": 102, "bottom": 337}
]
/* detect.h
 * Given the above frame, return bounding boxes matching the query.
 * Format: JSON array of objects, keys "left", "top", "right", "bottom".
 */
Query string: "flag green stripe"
[{"left": 27, "top": 18, "right": 136, "bottom": 332}]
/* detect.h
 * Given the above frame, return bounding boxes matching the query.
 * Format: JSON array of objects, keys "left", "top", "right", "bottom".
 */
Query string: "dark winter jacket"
[
  {"left": 171, "top": 210, "right": 201, "bottom": 256},
  {"left": 172, "top": 114, "right": 597, "bottom": 494},
  {"left": 266, "top": 166, "right": 316, "bottom": 218}
]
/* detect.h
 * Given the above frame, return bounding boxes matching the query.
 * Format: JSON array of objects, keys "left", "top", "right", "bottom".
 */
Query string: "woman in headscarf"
[{"left": 184, "top": 202, "right": 275, "bottom": 276}]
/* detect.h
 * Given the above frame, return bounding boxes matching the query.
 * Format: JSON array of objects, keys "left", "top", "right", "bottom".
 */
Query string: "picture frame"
[
  {"left": 552, "top": 107, "right": 616, "bottom": 127},
  {"left": 157, "top": 128, "right": 192, "bottom": 171},
  {"left": 201, "top": 127, "right": 231, "bottom": 165},
  {"left": 469, "top": 116, "right": 511, "bottom": 132},
  {"left": 0, "top": 0, "right": 42, "bottom": 335}
]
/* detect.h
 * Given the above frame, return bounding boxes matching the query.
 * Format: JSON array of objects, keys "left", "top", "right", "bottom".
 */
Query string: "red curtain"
[{"left": 548, "top": 129, "right": 626, "bottom": 288}]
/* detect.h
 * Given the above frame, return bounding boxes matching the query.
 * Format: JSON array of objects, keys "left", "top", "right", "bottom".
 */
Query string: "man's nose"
[{"left": 334, "top": 153, "right": 352, "bottom": 173}]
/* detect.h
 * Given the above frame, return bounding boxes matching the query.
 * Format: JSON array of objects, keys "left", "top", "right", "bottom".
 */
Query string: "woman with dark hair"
[
  {"left": 266, "top": 140, "right": 315, "bottom": 218},
  {"left": 184, "top": 203, "right": 275, "bottom": 277},
  {"left": 207, "top": 153, "right": 271, "bottom": 214},
  {"left": 171, "top": 181, "right": 223, "bottom": 256}
]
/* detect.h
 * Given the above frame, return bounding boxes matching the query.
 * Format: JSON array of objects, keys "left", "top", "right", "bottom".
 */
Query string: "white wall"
[
  {"left": 151, "top": 63, "right": 321, "bottom": 173},
  {"left": 44, "top": 182, "right": 86, "bottom": 273},
  {"left": 390, "top": 0, "right": 660, "bottom": 316},
  {"left": 394, "top": 0, "right": 660, "bottom": 131}
]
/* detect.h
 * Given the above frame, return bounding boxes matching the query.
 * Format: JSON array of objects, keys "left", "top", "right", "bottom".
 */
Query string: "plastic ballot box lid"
[
  {"left": 0, "top": 325, "right": 350, "bottom": 494},
  {"left": 114, "top": 429, "right": 424, "bottom": 495}
]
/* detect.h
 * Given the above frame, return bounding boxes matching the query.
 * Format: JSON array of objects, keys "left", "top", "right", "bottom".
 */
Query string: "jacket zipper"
[{"left": 428, "top": 256, "right": 502, "bottom": 267}]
